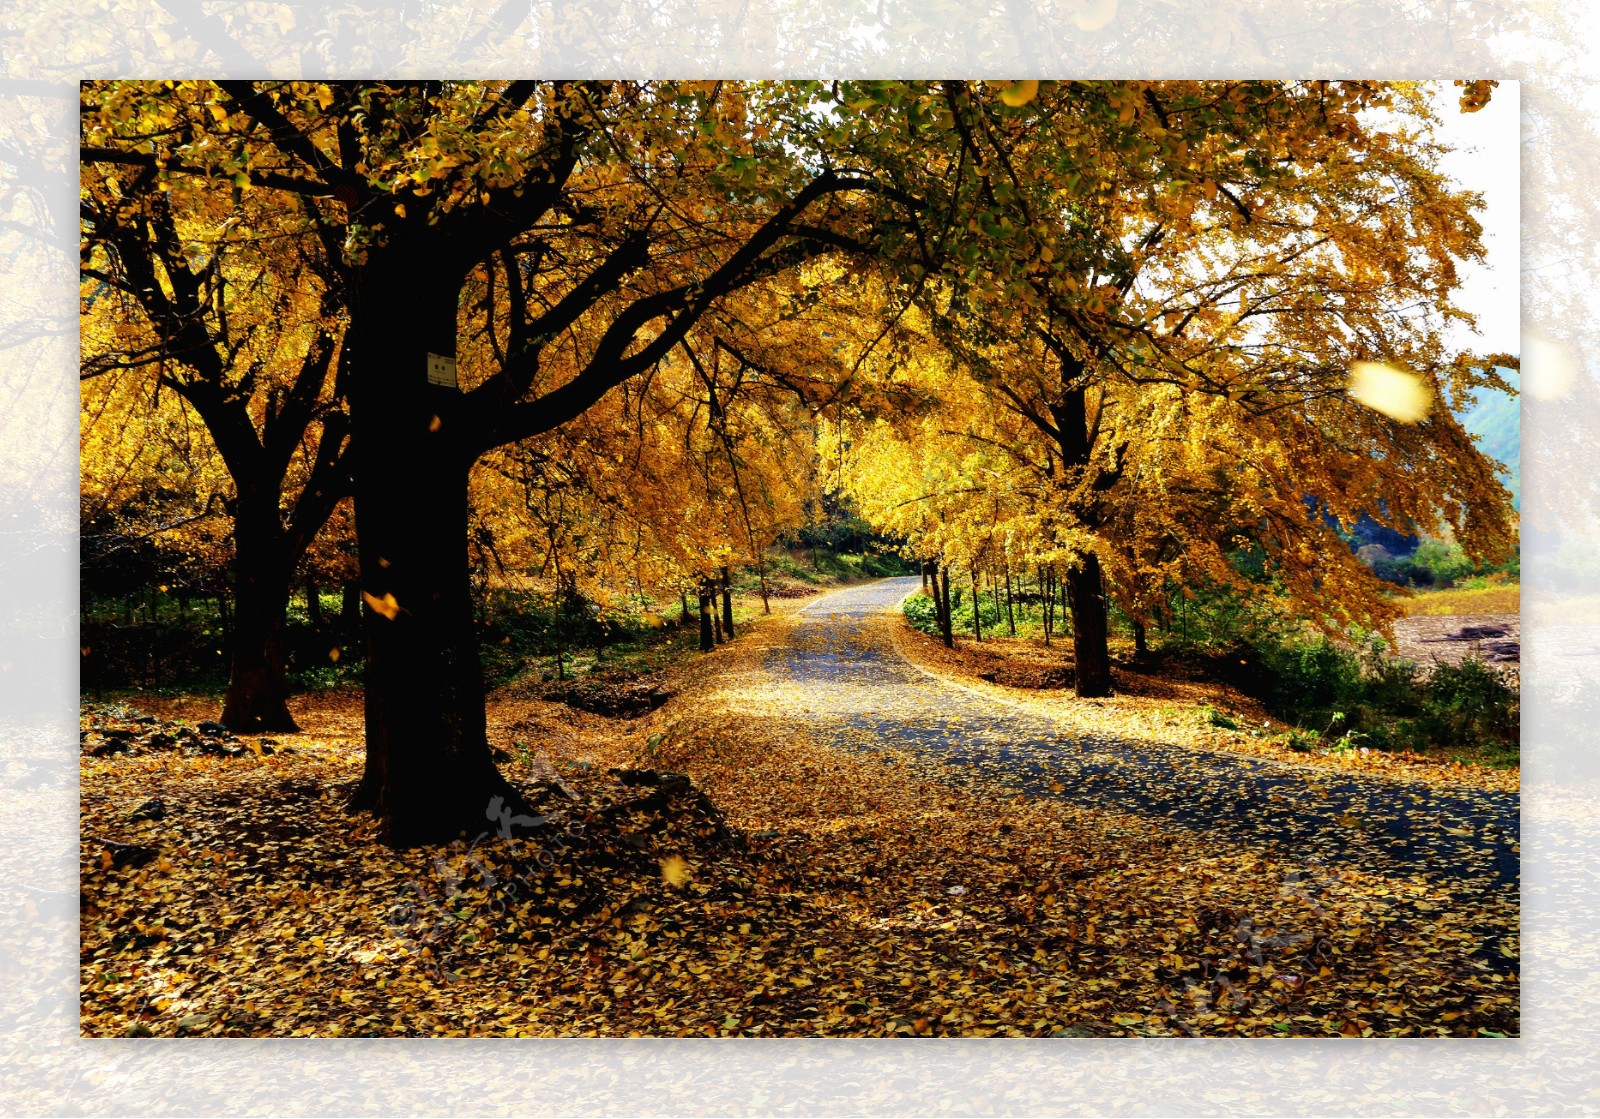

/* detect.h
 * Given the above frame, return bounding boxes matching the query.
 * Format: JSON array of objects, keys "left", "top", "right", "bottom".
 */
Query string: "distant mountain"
[{"left": 1456, "top": 365, "right": 1520, "bottom": 511}]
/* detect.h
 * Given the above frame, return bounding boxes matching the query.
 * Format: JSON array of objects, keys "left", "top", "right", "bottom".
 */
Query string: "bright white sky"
[{"left": 1428, "top": 80, "right": 1521, "bottom": 356}]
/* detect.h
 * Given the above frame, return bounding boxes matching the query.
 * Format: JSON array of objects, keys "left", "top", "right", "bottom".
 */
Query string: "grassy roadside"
[
  {"left": 1398, "top": 583, "right": 1520, "bottom": 616},
  {"left": 888, "top": 595, "right": 1518, "bottom": 792}
]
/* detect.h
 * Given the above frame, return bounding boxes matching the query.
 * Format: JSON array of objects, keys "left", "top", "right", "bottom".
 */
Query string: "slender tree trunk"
[
  {"left": 1132, "top": 618, "right": 1149, "bottom": 658},
  {"left": 681, "top": 588, "right": 692, "bottom": 626},
  {"left": 219, "top": 496, "right": 299, "bottom": 733},
  {"left": 342, "top": 580, "right": 362, "bottom": 630},
  {"left": 306, "top": 577, "right": 323, "bottom": 625},
  {"left": 971, "top": 570, "right": 982, "bottom": 642},
  {"left": 756, "top": 558, "right": 771, "bottom": 615},
  {"left": 1004, "top": 567, "right": 1016, "bottom": 637},
  {"left": 698, "top": 580, "right": 715, "bottom": 652},
  {"left": 1067, "top": 554, "right": 1113, "bottom": 697},
  {"left": 1042, "top": 566, "right": 1053, "bottom": 647},
  {"left": 343, "top": 278, "right": 521, "bottom": 846},
  {"left": 937, "top": 565, "right": 954, "bottom": 648},
  {"left": 720, "top": 565, "right": 734, "bottom": 639}
]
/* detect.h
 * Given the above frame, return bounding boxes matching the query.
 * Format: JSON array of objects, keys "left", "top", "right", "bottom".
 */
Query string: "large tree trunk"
[
  {"left": 344, "top": 276, "right": 519, "bottom": 846},
  {"left": 1067, "top": 553, "right": 1113, "bottom": 698},
  {"left": 219, "top": 496, "right": 299, "bottom": 733}
]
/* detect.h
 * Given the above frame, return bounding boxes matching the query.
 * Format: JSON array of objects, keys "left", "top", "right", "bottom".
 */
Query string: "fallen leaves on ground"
[
  {"left": 890, "top": 619, "right": 1519, "bottom": 795},
  {"left": 80, "top": 606, "right": 1517, "bottom": 1038}
]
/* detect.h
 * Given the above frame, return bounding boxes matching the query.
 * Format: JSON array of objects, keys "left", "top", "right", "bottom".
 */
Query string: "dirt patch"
[{"left": 1391, "top": 613, "right": 1519, "bottom": 685}]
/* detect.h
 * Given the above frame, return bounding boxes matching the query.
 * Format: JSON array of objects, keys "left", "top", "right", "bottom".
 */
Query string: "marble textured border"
[{"left": 4, "top": 4, "right": 1597, "bottom": 1114}]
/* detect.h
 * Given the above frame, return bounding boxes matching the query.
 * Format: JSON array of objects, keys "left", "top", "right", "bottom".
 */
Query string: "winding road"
[{"left": 766, "top": 578, "right": 1520, "bottom": 908}]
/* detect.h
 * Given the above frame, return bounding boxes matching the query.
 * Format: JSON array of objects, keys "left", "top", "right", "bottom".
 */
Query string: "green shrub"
[
  {"left": 1241, "top": 629, "right": 1516, "bottom": 763},
  {"left": 1424, "top": 658, "right": 1518, "bottom": 741},
  {"left": 1257, "top": 635, "right": 1365, "bottom": 713},
  {"left": 860, "top": 551, "right": 916, "bottom": 578},
  {"left": 902, "top": 592, "right": 941, "bottom": 637},
  {"left": 1285, "top": 728, "right": 1320, "bottom": 752}
]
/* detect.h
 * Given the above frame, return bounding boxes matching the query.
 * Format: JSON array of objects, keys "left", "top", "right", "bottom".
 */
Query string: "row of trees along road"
[{"left": 80, "top": 80, "right": 1516, "bottom": 845}]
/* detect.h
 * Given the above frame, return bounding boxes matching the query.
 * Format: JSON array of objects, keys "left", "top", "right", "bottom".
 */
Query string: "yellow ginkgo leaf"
[
  {"left": 660, "top": 855, "right": 691, "bottom": 888},
  {"left": 1348, "top": 361, "right": 1431, "bottom": 423},
  {"left": 1072, "top": 0, "right": 1118, "bottom": 30},
  {"left": 999, "top": 81, "right": 1039, "bottom": 108},
  {"left": 362, "top": 590, "right": 402, "bottom": 620}
]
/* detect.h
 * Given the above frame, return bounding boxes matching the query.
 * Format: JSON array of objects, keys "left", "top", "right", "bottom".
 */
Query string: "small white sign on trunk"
[{"left": 426, "top": 352, "right": 458, "bottom": 388}]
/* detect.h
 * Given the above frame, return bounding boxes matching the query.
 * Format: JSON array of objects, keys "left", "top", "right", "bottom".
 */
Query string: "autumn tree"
[
  {"left": 82, "top": 80, "right": 923, "bottom": 843},
  {"left": 836, "top": 80, "right": 1516, "bottom": 695},
  {"left": 80, "top": 172, "right": 352, "bottom": 731}
]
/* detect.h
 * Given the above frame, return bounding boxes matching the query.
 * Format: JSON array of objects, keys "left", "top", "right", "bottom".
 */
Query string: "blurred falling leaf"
[
  {"left": 1348, "top": 361, "right": 1431, "bottom": 423},
  {"left": 1523, "top": 332, "right": 1576, "bottom": 401},
  {"left": 1071, "top": 0, "right": 1118, "bottom": 30},
  {"left": 999, "top": 81, "right": 1040, "bottom": 108},
  {"left": 660, "top": 855, "right": 691, "bottom": 887},
  {"left": 362, "top": 591, "right": 402, "bottom": 620}
]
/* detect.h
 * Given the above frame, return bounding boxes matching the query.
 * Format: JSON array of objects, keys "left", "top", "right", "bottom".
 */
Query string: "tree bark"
[
  {"left": 1067, "top": 553, "right": 1113, "bottom": 697},
  {"left": 720, "top": 565, "right": 734, "bottom": 639},
  {"left": 937, "top": 565, "right": 955, "bottom": 648},
  {"left": 698, "top": 580, "right": 716, "bottom": 652},
  {"left": 1042, "top": 566, "right": 1054, "bottom": 647},
  {"left": 1004, "top": 567, "right": 1016, "bottom": 636},
  {"left": 342, "top": 580, "right": 362, "bottom": 630},
  {"left": 971, "top": 569, "right": 982, "bottom": 642},
  {"left": 219, "top": 495, "right": 299, "bottom": 733},
  {"left": 343, "top": 276, "right": 521, "bottom": 846}
]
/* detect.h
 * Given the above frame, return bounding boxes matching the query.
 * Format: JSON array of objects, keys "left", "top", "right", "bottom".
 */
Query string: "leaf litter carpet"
[{"left": 80, "top": 580, "right": 1517, "bottom": 1037}]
